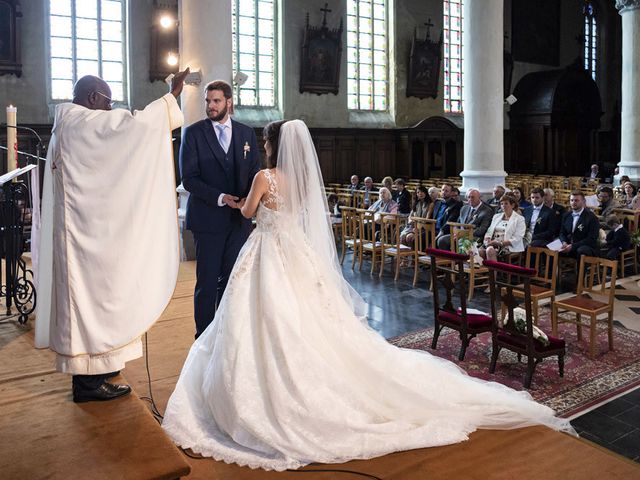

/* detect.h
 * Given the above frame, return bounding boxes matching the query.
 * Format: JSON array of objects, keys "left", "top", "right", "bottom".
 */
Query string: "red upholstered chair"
[
  {"left": 484, "top": 260, "right": 566, "bottom": 389},
  {"left": 426, "top": 248, "right": 493, "bottom": 361}
]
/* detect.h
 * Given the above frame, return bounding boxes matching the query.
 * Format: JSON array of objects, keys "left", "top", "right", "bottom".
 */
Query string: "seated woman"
[
  {"left": 479, "top": 193, "right": 526, "bottom": 262},
  {"left": 427, "top": 186, "right": 441, "bottom": 214},
  {"left": 622, "top": 182, "right": 640, "bottom": 210},
  {"left": 512, "top": 186, "right": 531, "bottom": 209},
  {"left": 368, "top": 187, "right": 398, "bottom": 223},
  {"left": 381, "top": 176, "right": 394, "bottom": 192},
  {"left": 400, "top": 186, "right": 432, "bottom": 246},
  {"left": 602, "top": 214, "right": 631, "bottom": 260}
]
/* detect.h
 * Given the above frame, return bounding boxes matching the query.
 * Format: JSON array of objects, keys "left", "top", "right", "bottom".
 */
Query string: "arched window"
[
  {"left": 232, "top": 0, "right": 277, "bottom": 107},
  {"left": 48, "top": 0, "right": 128, "bottom": 103},
  {"left": 583, "top": 2, "right": 597, "bottom": 81},
  {"left": 347, "top": 0, "right": 388, "bottom": 111},
  {"left": 443, "top": 0, "right": 463, "bottom": 113}
]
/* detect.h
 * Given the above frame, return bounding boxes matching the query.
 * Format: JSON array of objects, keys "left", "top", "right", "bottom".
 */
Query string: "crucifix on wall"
[
  {"left": 299, "top": 3, "right": 343, "bottom": 95},
  {"left": 407, "top": 17, "right": 442, "bottom": 99}
]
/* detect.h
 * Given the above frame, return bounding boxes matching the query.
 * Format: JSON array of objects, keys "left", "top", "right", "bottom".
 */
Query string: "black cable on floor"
[
  {"left": 287, "top": 468, "right": 383, "bottom": 479},
  {"left": 139, "top": 332, "right": 163, "bottom": 423}
]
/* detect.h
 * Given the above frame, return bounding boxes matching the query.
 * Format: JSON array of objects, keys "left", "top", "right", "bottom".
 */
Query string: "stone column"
[
  {"left": 177, "top": 0, "right": 233, "bottom": 259},
  {"left": 459, "top": 0, "right": 506, "bottom": 195},
  {"left": 179, "top": 0, "right": 233, "bottom": 125},
  {"left": 616, "top": 0, "right": 640, "bottom": 184}
]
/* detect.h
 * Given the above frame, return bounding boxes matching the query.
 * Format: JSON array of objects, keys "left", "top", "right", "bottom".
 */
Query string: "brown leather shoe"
[{"left": 73, "top": 382, "right": 132, "bottom": 403}]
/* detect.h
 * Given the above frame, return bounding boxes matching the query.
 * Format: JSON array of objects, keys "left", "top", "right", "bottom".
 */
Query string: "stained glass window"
[
  {"left": 443, "top": 0, "right": 463, "bottom": 113},
  {"left": 48, "top": 0, "right": 127, "bottom": 102},
  {"left": 584, "top": 2, "right": 597, "bottom": 81},
  {"left": 232, "top": 0, "right": 277, "bottom": 107},
  {"left": 347, "top": 0, "right": 388, "bottom": 111}
]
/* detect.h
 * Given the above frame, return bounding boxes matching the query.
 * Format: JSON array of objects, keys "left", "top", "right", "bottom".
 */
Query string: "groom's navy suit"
[{"left": 180, "top": 118, "right": 259, "bottom": 337}]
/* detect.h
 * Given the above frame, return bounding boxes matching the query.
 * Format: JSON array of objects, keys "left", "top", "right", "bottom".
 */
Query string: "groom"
[{"left": 180, "top": 80, "right": 260, "bottom": 338}]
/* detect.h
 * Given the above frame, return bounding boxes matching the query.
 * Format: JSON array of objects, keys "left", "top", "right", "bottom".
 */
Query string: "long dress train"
[{"left": 162, "top": 168, "right": 574, "bottom": 471}]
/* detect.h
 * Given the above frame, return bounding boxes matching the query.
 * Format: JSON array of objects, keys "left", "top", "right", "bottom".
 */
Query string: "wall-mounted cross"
[
  {"left": 321, "top": 3, "right": 331, "bottom": 27},
  {"left": 424, "top": 18, "right": 434, "bottom": 39}
]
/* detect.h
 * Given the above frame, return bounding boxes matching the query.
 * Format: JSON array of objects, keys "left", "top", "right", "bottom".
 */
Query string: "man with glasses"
[{"left": 35, "top": 69, "right": 189, "bottom": 403}]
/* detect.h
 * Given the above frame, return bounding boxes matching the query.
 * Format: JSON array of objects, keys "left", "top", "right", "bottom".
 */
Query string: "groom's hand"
[{"left": 222, "top": 194, "right": 240, "bottom": 208}]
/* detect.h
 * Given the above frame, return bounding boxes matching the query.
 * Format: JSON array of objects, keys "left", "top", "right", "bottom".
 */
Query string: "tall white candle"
[{"left": 6, "top": 105, "right": 17, "bottom": 172}]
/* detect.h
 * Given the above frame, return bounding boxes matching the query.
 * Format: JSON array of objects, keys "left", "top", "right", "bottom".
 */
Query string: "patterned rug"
[{"left": 389, "top": 309, "right": 640, "bottom": 418}]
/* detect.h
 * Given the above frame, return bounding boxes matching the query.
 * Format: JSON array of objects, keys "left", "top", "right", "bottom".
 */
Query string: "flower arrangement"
[
  {"left": 631, "top": 228, "right": 640, "bottom": 247},
  {"left": 457, "top": 237, "right": 474, "bottom": 256},
  {"left": 505, "top": 307, "right": 550, "bottom": 346}
]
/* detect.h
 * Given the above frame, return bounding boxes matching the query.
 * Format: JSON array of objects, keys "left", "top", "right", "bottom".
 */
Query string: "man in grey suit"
[{"left": 437, "top": 188, "right": 493, "bottom": 250}]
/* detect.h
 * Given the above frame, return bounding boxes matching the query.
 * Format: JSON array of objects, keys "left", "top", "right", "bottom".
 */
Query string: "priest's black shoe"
[{"left": 73, "top": 382, "right": 132, "bottom": 403}]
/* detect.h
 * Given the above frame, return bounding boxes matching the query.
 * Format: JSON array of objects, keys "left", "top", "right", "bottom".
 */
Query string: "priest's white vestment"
[{"left": 35, "top": 93, "right": 183, "bottom": 374}]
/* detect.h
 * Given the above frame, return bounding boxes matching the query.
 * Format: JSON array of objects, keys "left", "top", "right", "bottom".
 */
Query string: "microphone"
[
  {"left": 0, "top": 123, "right": 46, "bottom": 163},
  {"left": 0, "top": 123, "right": 44, "bottom": 146}
]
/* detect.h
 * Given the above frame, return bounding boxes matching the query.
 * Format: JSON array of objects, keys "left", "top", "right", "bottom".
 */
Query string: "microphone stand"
[{"left": 0, "top": 123, "right": 40, "bottom": 323}]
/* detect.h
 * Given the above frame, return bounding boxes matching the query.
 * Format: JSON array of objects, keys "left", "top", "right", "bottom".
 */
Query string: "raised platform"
[
  {"left": 0, "top": 317, "right": 190, "bottom": 479},
  {"left": 2, "top": 262, "right": 640, "bottom": 479}
]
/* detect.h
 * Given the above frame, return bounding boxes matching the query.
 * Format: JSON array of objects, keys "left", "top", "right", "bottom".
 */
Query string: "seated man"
[
  {"left": 543, "top": 188, "right": 565, "bottom": 237},
  {"left": 392, "top": 178, "right": 411, "bottom": 215},
  {"left": 558, "top": 191, "right": 599, "bottom": 259},
  {"left": 348, "top": 174, "right": 361, "bottom": 193},
  {"left": 436, "top": 188, "right": 492, "bottom": 250},
  {"left": 602, "top": 214, "right": 631, "bottom": 260},
  {"left": 587, "top": 163, "right": 600, "bottom": 180},
  {"left": 523, "top": 187, "right": 558, "bottom": 247},
  {"left": 360, "top": 176, "right": 377, "bottom": 208},
  {"left": 597, "top": 186, "right": 619, "bottom": 228},
  {"left": 432, "top": 183, "right": 463, "bottom": 237},
  {"left": 488, "top": 185, "right": 506, "bottom": 211}
]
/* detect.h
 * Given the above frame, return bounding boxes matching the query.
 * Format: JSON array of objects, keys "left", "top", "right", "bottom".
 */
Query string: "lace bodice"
[{"left": 255, "top": 169, "right": 284, "bottom": 232}]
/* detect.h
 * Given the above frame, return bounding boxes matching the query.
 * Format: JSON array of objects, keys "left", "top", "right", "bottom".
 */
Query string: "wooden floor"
[{"left": 120, "top": 262, "right": 640, "bottom": 480}]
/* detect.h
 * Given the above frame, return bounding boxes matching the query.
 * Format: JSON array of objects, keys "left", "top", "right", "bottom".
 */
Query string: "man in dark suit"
[
  {"left": 559, "top": 191, "right": 599, "bottom": 259},
  {"left": 543, "top": 188, "right": 565, "bottom": 237},
  {"left": 433, "top": 183, "right": 463, "bottom": 238},
  {"left": 360, "top": 176, "right": 377, "bottom": 208},
  {"left": 523, "top": 187, "right": 558, "bottom": 247},
  {"left": 488, "top": 185, "right": 506, "bottom": 211},
  {"left": 392, "top": 178, "right": 411, "bottom": 215},
  {"left": 348, "top": 175, "right": 361, "bottom": 194},
  {"left": 437, "top": 187, "right": 492, "bottom": 250},
  {"left": 180, "top": 80, "right": 260, "bottom": 338}
]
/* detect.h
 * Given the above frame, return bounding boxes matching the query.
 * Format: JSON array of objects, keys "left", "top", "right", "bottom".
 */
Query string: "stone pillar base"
[{"left": 460, "top": 169, "right": 507, "bottom": 198}]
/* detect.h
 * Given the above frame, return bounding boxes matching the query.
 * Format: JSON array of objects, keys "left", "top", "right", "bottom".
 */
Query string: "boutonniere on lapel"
[
  {"left": 536, "top": 218, "right": 542, "bottom": 225},
  {"left": 243, "top": 141, "right": 250, "bottom": 159},
  {"left": 577, "top": 224, "right": 584, "bottom": 232}
]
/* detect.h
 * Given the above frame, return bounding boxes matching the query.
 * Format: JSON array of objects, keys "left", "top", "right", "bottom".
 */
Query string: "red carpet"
[{"left": 389, "top": 309, "right": 640, "bottom": 418}]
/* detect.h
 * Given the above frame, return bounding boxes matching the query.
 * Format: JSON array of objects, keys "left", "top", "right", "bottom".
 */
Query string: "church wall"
[{"left": 0, "top": 0, "right": 166, "bottom": 124}]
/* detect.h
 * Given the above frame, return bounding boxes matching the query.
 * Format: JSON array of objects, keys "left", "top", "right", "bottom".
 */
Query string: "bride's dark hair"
[{"left": 263, "top": 120, "right": 287, "bottom": 168}]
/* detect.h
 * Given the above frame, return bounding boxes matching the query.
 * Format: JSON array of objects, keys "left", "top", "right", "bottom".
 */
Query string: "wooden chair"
[
  {"left": 449, "top": 223, "right": 489, "bottom": 301},
  {"left": 412, "top": 217, "right": 439, "bottom": 287},
  {"left": 551, "top": 255, "right": 617, "bottom": 358},
  {"left": 502, "top": 247, "right": 559, "bottom": 325},
  {"left": 612, "top": 208, "right": 638, "bottom": 278},
  {"left": 485, "top": 260, "right": 566, "bottom": 389},
  {"left": 338, "top": 207, "right": 360, "bottom": 269},
  {"left": 357, "top": 209, "right": 383, "bottom": 274},
  {"left": 427, "top": 248, "right": 493, "bottom": 361},
  {"left": 378, "top": 213, "right": 413, "bottom": 281}
]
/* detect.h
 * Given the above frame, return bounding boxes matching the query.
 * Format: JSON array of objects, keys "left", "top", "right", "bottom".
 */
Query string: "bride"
[{"left": 162, "top": 119, "right": 574, "bottom": 471}]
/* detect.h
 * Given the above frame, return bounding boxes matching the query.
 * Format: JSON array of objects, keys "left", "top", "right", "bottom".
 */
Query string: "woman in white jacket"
[{"left": 479, "top": 193, "right": 526, "bottom": 261}]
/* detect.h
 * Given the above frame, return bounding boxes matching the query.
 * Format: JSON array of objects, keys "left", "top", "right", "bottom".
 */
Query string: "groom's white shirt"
[{"left": 212, "top": 117, "right": 234, "bottom": 207}]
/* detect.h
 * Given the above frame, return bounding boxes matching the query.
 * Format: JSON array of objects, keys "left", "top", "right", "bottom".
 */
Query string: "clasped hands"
[{"left": 222, "top": 194, "right": 246, "bottom": 209}]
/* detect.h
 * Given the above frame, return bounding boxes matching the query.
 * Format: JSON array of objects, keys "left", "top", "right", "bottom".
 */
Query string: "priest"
[{"left": 35, "top": 69, "right": 189, "bottom": 402}]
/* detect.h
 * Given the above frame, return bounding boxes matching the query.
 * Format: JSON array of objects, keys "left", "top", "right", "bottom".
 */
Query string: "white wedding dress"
[{"left": 162, "top": 121, "right": 573, "bottom": 471}]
